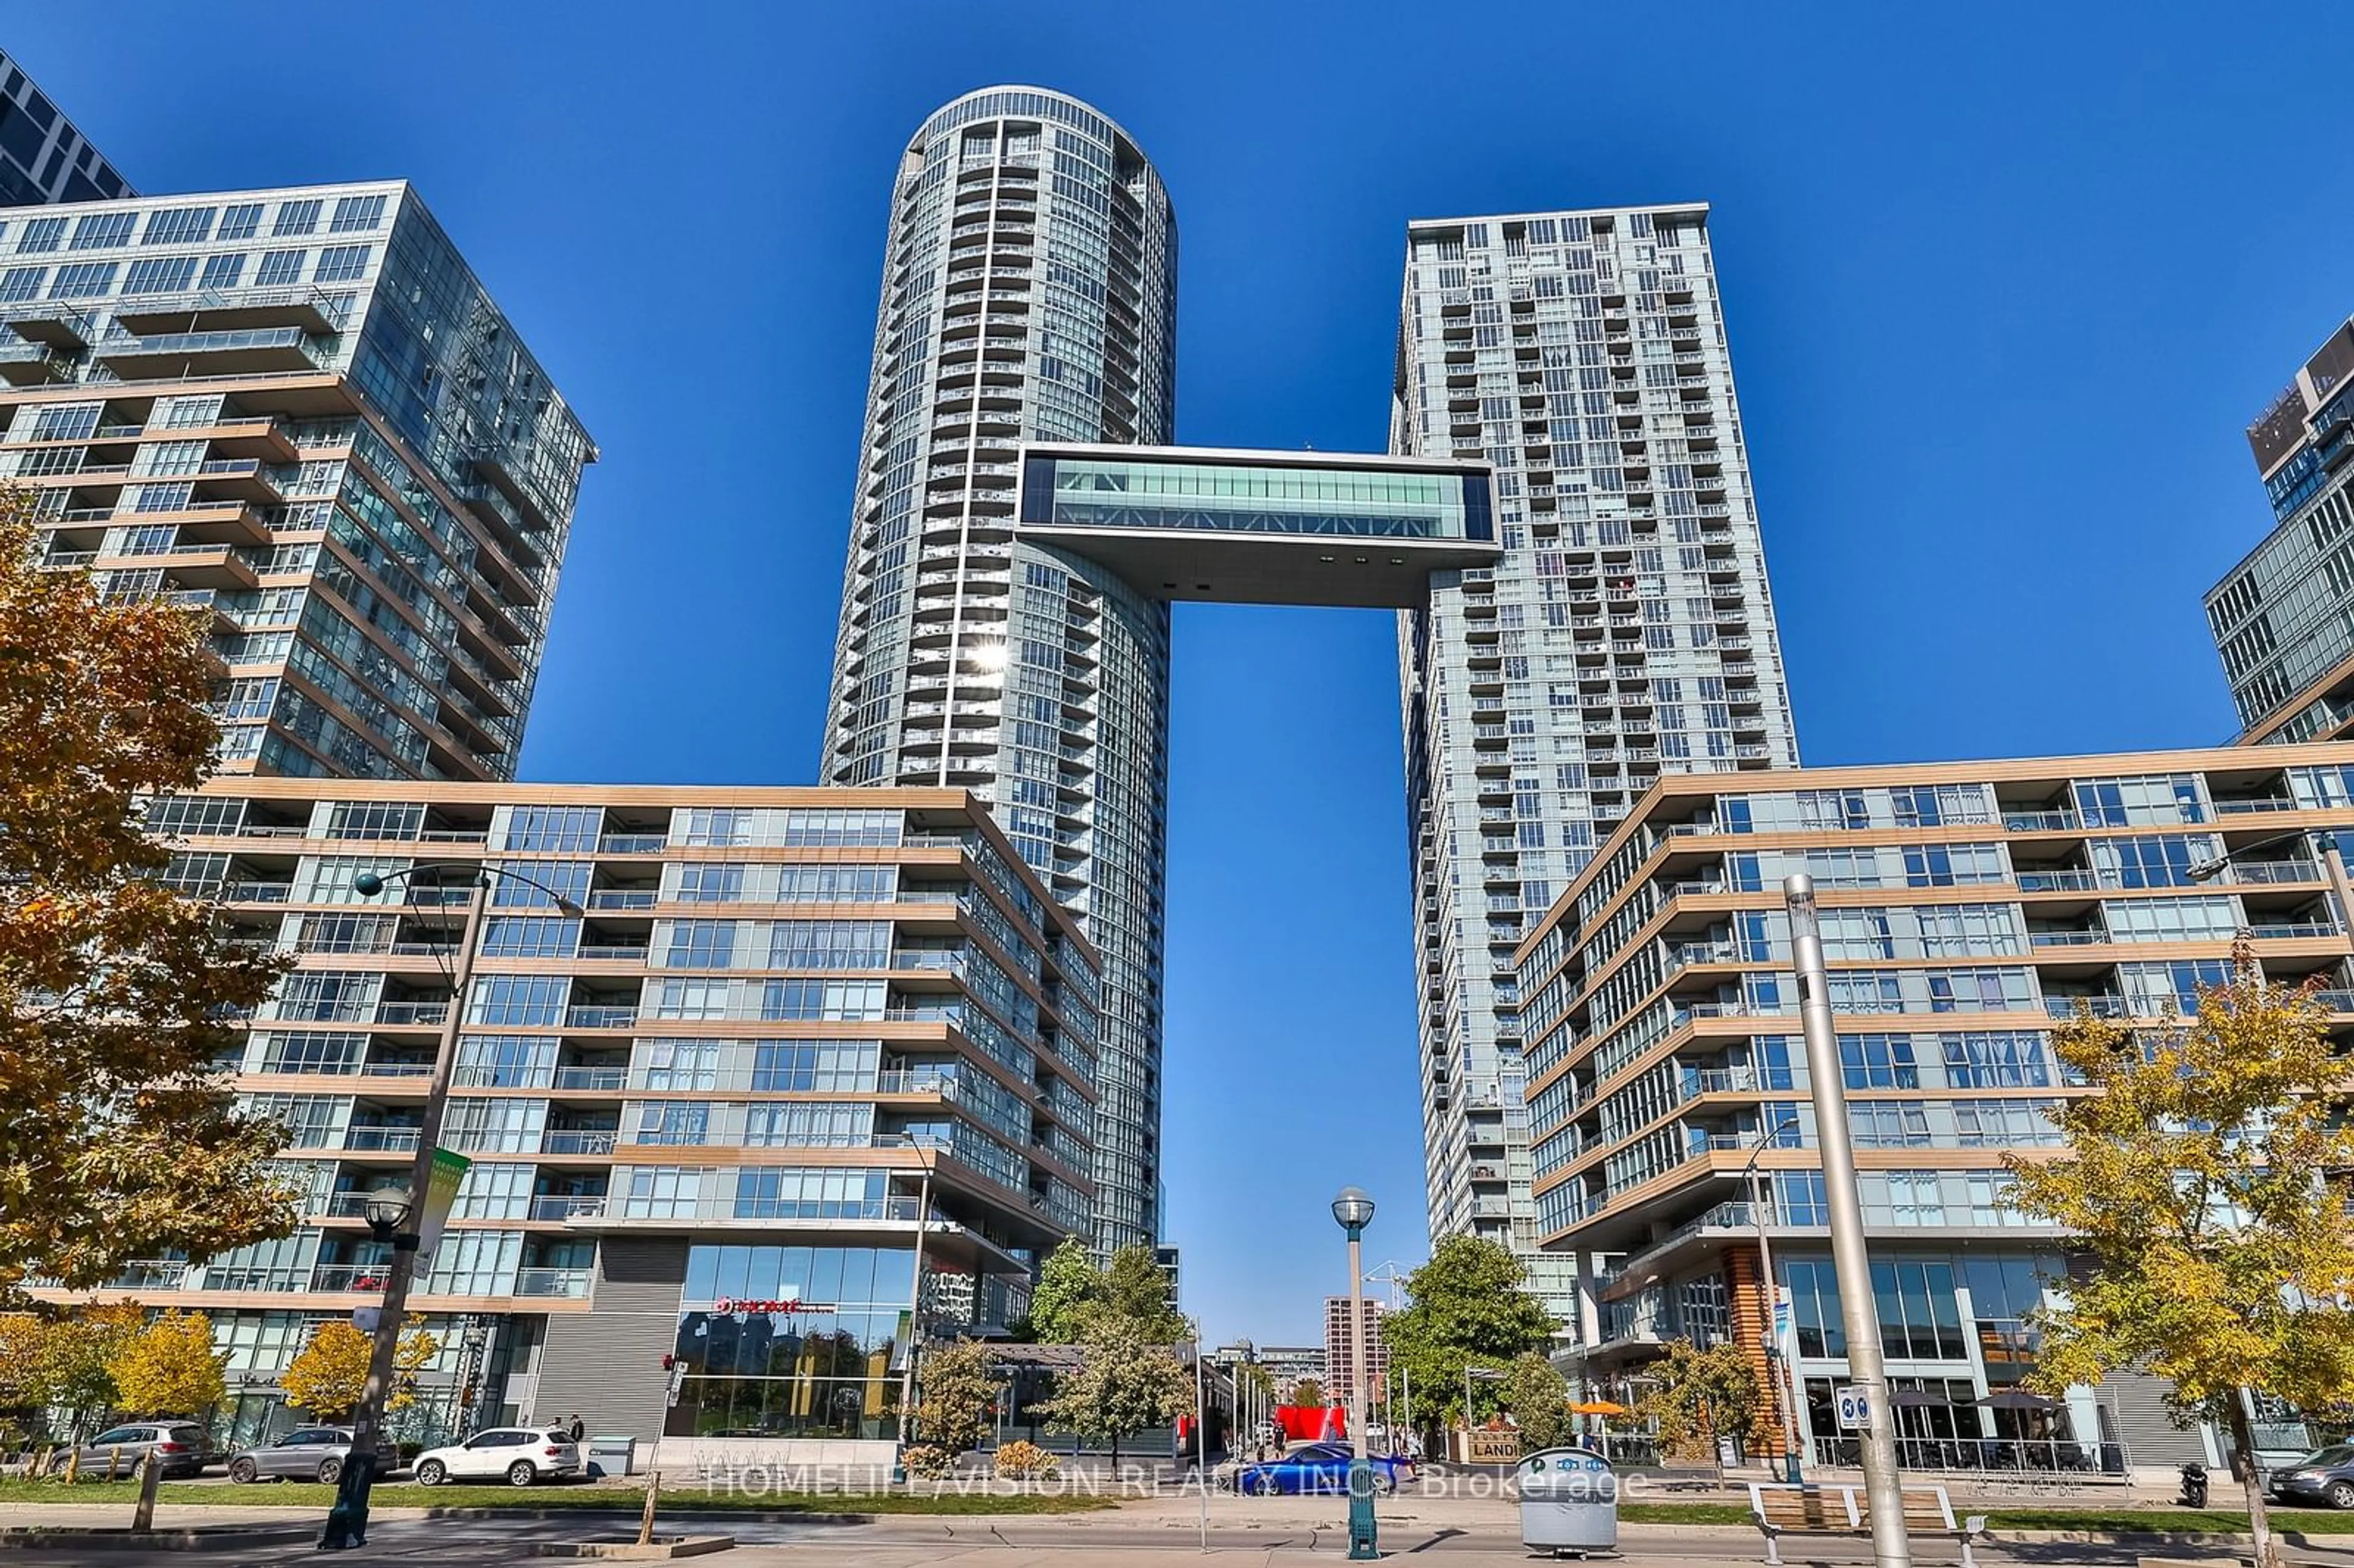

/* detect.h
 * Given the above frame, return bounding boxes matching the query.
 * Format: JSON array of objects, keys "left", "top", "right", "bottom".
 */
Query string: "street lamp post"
[
  {"left": 1740, "top": 1117, "right": 1804, "bottom": 1483},
  {"left": 2188, "top": 828, "right": 2354, "bottom": 946},
  {"left": 319, "top": 861, "right": 582, "bottom": 1551},
  {"left": 892, "top": 1141, "right": 937, "bottom": 1485},
  {"left": 1331, "top": 1187, "right": 1378, "bottom": 1562},
  {"left": 1783, "top": 873, "right": 1911, "bottom": 1568}
]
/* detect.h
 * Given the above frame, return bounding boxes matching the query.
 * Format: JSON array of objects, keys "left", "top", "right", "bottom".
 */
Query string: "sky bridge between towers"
[{"left": 1016, "top": 443, "right": 1499, "bottom": 607}]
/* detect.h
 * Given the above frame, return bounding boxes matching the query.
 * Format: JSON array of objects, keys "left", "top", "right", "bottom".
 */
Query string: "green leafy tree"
[
  {"left": 2005, "top": 962, "right": 2354, "bottom": 1568},
  {"left": 913, "top": 1339, "right": 1004, "bottom": 1459},
  {"left": 1098, "top": 1246, "right": 1186, "bottom": 1343},
  {"left": 1634, "top": 1338, "right": 1763, "bottom": 1461},
  {"left": 1382, "top": 1235, "right": 1557, "bottom": 1443},
  {"left": 109, "top": 1310, "right": 225, "bottom": 1418},
  {"left": 1024, "top": 1239, "right": 1101, "bottom": 1342},
  {"left": 1502, "top": 1352, "right": 1574, "bottom": 1455},
  {"left": 1040, "top": 1321, "right": 1192, "bottom": 1464},
  {"left": 1286, "top": 1376, "right": 1325, "bottom": 1408}
]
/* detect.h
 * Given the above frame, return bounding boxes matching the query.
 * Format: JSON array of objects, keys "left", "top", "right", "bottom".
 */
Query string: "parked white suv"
[{"left": 411, "top": 1426, "right": 582, "bottom": 1486}]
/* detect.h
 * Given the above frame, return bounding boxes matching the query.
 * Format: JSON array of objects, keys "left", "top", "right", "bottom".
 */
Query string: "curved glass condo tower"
[{"left": 823, "top": 88, "right": 1178, "bottom": 1252}]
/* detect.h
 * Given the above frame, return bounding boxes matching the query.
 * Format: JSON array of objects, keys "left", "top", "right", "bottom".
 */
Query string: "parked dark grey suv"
[
  {"left": 2272, "top": 1444, "right": 2354, "bottom": 1509},
  {"left": 226, "top": 1425, "right": 398, "bottom": 1485}
]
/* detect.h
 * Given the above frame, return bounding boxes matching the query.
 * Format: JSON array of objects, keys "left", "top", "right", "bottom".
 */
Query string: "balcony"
[
  {"left": 342, "top": 1127, "right": 422, "bottom": 1152},
  {"left": 529, "top": 1195, "right": 609, "bottom": 1222},
  {"left": 513, "top": 1267, "right": 593, "bottom": 1298},
  {"left": 112, "top": 286, "right": 342, "bottom": 337},
  {"left": 565, "top": 1007, "right": 638, "bottom": 1030},
  {"left": 550, "top": 1067, "right": 627, "bottom": 1092},
  {"left": 311, "top": 1262, "right": 393, "bottom": 1293},
  {"left": 96, "top": 326, "right": 324, "bottom": 378},
  {"left": 541, "top": 1130, "right": 617, "bottom": 1156},
  {"left": 0, "top": 341, "right": 66, "bottom": 386},
  {"left": 596, "top": 834, "right": 668, "bottom": 854},
  {"left": 376, "top": 1002, "right": 451, "bottom": 1027},
  {"left": 4, "top": 301, "right": 95, "bottom": 348}
]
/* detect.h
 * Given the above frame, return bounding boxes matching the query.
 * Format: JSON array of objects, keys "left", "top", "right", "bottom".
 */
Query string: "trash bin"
[
  {"left": 1518, "top": 1448, "right": 1617, "bottom": 1558},
  {"left": 585, "top": 1436, "right": 636, "bottom": 1479}
]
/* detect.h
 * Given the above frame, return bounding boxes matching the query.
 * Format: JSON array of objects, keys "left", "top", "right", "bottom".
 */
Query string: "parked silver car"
[
  {"left": 48, "top": 1420, "right": 213, "bottom": 1478},
  {"left": 226, "top": 1425, "right": 397, "bottom": 1485}
]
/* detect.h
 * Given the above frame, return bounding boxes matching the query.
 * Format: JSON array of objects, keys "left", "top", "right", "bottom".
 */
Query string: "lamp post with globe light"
[
  {"left": 1331, "top": 1187, "right": 1378, "bottom": 1562},
  {"left": 318, "top": 861, "right": 583, "bottom": 1550}
]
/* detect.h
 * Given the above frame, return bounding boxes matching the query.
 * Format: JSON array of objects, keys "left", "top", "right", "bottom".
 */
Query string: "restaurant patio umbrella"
[
  {"left": 1886, "top": 1389, "right": 1946, "bottom": 1408},
  {"left": 1567, "top": 1401, "right": 1628, "bottom": 1416},
  {"left": 1977, "top": 1390, "right": 2060, "bottom": 1410}
]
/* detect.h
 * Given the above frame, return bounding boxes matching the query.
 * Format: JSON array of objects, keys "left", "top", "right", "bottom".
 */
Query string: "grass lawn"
[{"left": 0, "top": 1477, "right": 1116, "bottom": 1515}]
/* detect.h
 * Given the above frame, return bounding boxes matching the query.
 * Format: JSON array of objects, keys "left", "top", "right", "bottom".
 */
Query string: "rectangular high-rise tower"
[
  {"left": 2208, "top": 316, "right": 2354, "bottom": 745},
  {"left": 0, "top": 49, "right": 132, "bottom": 207},
  {"left": 0, "top": 181, "right": 592, "bottom": 781},
  {"left": 1392, "top": 205, "right": 1800, "bottom": 1324}
]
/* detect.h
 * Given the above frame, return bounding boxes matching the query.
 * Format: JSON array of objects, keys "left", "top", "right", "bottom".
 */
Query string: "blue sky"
[{"left": 19, "top": 1, "right": 2354, "bottom": 1345}]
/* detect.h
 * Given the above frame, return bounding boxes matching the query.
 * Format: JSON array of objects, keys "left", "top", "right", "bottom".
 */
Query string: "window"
[
  {"left": 198, "top": 253, "right": 245, "bottom": 290},
  {"left": 763, "top": 979, "right": 886, "bottom": 1021},
  {"left": 673, "top": 864, "right": 746, "bottom": 903},
  {"left": 17, "top": 216, "right": 66, "bottom": 253},
  {"left": 48, "top": 261, "right": 116, "bottom": 297},
  {"left": 661, "top": 919, "right": 744, "bottom": 968},
  {"left": 1839, "top": 1033, "right": 1920, "bottom": 1089},
  {"left": 273, "top": 199, "right": 324, "bottom": 237},
  {"left": 294, "top": 913, "right": 395, "bottom": 955},
  {"left": 217, "top": 204, "right": 264, "bottom": 242},
  {"left": 631, "top": 1102, "right": 712, "bottom": 1146},
  {"left": 270, "top": 971, "right": 379, "bottom": 1023},
  {"left": 467, "top": 975, "right": 569, "bottom": 1027},
  {"left": 141, "top": 207, "right": 216, "bottom": 245},
  {"left": 0, "top": 266, "right": 44, "bottom": 302},
  {"left": 67, "top": 212, "right": 135, "bottom": 249},
  {"left": 480, "top": 916, "right": 581, "bottom": 959},
  {"left": 455, "top": 1035, "right": 554, "bottom": 1089},
  {"left": 121, "top": 256, "right": 199, "bottom": 295},
  {"left": 498, "top": 805, "right": 602, "bottom": 853},
  {"left": 314, "top": 245, "right": 370, "bottom": 284},
  {"left": 749, "top": 1039, "right": 879, "bottom": 1093},
  {"left": 768, "top": 919, "right": 893, "bottom": 970},
  {"left": 330, "top": 194, "right": 387, "bottom": 232},
  {"left": 255, "top": 249, "right": 306, "bottom": 287},
  {"left": 324, "top": 801, "right": 425, "bottom": 840},
  {"left": 637, "top": 1039, "right": 723, "bottom": 1091}
]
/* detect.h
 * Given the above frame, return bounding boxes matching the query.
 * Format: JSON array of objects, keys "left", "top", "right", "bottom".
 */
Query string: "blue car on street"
[{"left": 1234, "top": 1443, "right": 1416, "bottom": 1496}]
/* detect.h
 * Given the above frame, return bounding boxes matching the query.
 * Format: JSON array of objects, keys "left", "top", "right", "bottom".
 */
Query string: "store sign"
[{"left": 712, "top": 1296, "right": 836, "bottom": 1315}]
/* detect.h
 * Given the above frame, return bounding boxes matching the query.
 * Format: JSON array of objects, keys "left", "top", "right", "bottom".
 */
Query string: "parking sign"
[{"left": 1835, "top": 1385, "right": 1872, "bottom": 1429}]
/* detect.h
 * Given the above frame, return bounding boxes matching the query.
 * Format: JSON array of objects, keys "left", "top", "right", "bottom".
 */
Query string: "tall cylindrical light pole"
[
  {"left": 320, "top": 869, "right": 487, "bottom": 1550},
  {"left": 1783, "top": 874, "right": 1911, "bottom": 1568},
  {"left": 1331, "top": 1188, "right": 1378, "bottom": 1562}
]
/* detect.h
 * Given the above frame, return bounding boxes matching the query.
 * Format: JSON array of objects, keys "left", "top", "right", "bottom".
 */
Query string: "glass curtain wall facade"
[
  {"left": 1511, "top": 745, "right": 2354, "bottom": 1470},
  {"left": 823, "top": 88, "right": 1177, "bottom": 1253},
  {"left": 1391, "top": 205, "right": 1800, "bottom": 1323},
  {"left": 0, "top": 50, "right": 132, "bottom": 207},
  {"left": 2210, "top": 318, "right": 2354, "bottom": 745},
  {"left": 0, "top": 180, "right": 592, "bottom": 780}
]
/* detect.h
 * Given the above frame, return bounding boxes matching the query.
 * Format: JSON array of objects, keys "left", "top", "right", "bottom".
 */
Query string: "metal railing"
[
  {"left": 565, "top": 1007, "right": 637, "bottom": 1029},
  {"left": 341, "top": 1127, "right": 422, "bottom": 1152},
  {"left": 311, "top": 1262, "right": 393, "bottom": 1293},
  {"left": 1809, "top": 1433, "right": 2127, "bottom": 1475},
  {"left": 541, "top": 1130, "right": 617, "bottom": 1155},
  {"left": 375, "top": 1002, "right": 450, "bottom": 1026},
  {"left": 513, "top": 1267, "right": 593, "bottom": 1298},
  {"left": 550, "top": 1067, "right": 626, "bottom": 1091},
  {"left": 528, "top": 1195, "right": 608, "bottom": 1222}
]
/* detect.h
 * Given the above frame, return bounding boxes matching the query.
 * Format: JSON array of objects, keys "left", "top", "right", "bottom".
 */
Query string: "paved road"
[{"left": 5, "top": 1510, "right": 2354, "bottom": 1567}]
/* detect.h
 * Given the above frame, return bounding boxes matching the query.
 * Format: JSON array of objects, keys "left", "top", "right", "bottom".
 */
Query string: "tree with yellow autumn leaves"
[
  {"left": 0, "top": 484, "right": 294, "bottom": 1298},
  {"left": 281, "top": 1319, "right": 439, "bottom": 1420},
  {"left": 2008, "top": 955, "right": 2354, "bottom": 1568}
]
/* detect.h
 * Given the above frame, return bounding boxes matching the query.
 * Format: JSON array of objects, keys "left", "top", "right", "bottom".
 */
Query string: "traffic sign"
[{"left": 1834, "top": 1385, "right": 1873, "bottom": 1429}]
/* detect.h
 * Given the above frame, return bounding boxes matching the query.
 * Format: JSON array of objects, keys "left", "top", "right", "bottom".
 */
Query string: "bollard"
[
  {"left": 63, "top": 1445, "right": 80, "bottom": 1483},
  {"left": 637, "top": 1469, "right": 660, "bottom": 1547},
  {"left": 132, "top": 1452, "right": 160, "bottom": 1535}
]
